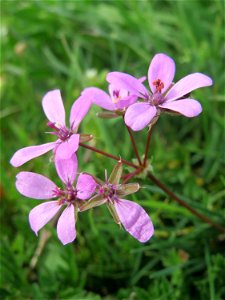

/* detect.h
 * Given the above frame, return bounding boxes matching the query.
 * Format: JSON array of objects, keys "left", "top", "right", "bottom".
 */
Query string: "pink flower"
[
  {"left": 15, "top": 154, "right": 96, "bottom": 245},
  {"left": 81, "top": 77, "right": 146, "bottom": 111},
  {"left": 10, "top": 89, "right": 92, "bottom": 167},
  {"left": 107, "top": 53, "right": 213, "bottom": 131},
  {"left": 80, "top": 162, "right": 154, "bottom": 243}
]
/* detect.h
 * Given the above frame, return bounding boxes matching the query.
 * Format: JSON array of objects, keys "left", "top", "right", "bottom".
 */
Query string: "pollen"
[
  {"left": 153, "top": 79, "right": 164, "bottom": 93},
  {"left": 112, "top": 90, "right": 121, "bottom": 103},
  {"left": 112, "top": 96, "right": 121, "bottom": 103}
]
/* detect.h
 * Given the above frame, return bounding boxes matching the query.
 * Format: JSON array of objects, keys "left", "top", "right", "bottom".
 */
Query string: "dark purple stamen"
[
  {"left": 54, "top": 185, "right": 78, "bottom": 205},
  {"left": 149, "top": 92, "right": 164, "bottom": 106},
  {"left": 113, "top": 90, "right": 120, "bottom": 98},
  {"left": 47, "top": 122, "right": 72, "bottom": 141}
]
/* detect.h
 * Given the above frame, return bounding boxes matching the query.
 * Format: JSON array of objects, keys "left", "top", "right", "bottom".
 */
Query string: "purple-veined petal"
[
  {"left": 29, "top": 201, "right": 61, "bottom": 235},
  {"left": 55, "top": 153, "right": 78, "bottom": 185},
  {"left": 42, "top": 90, "right": 66, "bottom": 126},
  {"left": 124, "top": 103, "right": 157, "bottom": 131},
  {"left": 159, "top": 98, "right": 202, "bottom": 117},
  {"left": 10, "top": 141, "right": 57, "bottom": 167},
  {"left": 57, "top": 204, "right": 76, "bottom": 245},
  {"left": 114, "top": 199, "right": 154, "bottom": 243},
  {"left": 76, "top": 173, "right": 96, "bottom": 200},
  {"left": 16, "top": 172, "right": 57, "bottom": 199},
  {"left": 69, "top": 95, "right": 92, "bottom": 130},
  {"left": 148, "top": 53, "right": 175, "bottom": 94},
  {"left": 82, "top": 87, "right": 115, "bottom": 111},
  {"left": 107, "top": 72, "right": 149, "bottom": 99},
  {"left": 56, "top": 134, "right": 79, "bottom": 159},
  {"left": 165, "top": 73, "right": 213, "bottom": 101}
]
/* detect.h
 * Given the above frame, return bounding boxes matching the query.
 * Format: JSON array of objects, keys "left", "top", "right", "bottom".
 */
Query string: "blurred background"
[{"left": 1, "top": 1, "right": 225, "bottom": 299}]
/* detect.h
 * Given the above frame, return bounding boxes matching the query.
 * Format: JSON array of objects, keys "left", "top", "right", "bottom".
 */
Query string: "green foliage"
[{"left": 1, "top": 0, "right": 224, "bottom": 299}]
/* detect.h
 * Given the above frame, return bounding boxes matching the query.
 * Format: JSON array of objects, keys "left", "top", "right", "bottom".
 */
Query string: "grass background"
[{"left": 1, "top": 0, "right": 225, "bottom": 299}]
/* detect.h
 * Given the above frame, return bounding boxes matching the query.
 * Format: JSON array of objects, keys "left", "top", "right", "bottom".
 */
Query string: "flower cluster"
[{"left": 11, "top": 53, "right": 212, "bottom": 245}]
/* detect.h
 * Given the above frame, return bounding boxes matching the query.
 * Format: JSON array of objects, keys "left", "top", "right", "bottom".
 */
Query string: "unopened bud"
[
  {"left": 79, "top": 134, "right": 93, "bottom": 143},
  {"left": 96, "top": 112, "right": 120, "bottom": 119}
]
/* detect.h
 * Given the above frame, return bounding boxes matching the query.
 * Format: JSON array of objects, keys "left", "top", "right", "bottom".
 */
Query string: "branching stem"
[
  {"left": 79, "top": 142, "right": 139, "bottom": 169},
  {"left": 80, "top": 137, "right": 225, "bottom": 233},
  {"left": 122, "top": 168, "right": 142, "bottom": 184}
]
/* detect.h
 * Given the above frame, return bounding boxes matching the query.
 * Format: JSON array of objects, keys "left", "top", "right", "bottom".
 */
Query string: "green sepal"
[
  {"left": 107, "top": 202, "right": 121, "bottom": 225},
  {"left": 79, "top": 133, "right": 93, "bottom": 143},
  {"left": 74, "top": 203, "right": 79, "bottom": 221},
  {"left": 88, "top": 174, "right": 105, "bottom": 186},
  {"left": 108, "top": 161, "right": 123, "bottom": 185},
  {"left": 116, "top": 183, "right": 140, "bottom": 196},
  {"left": 79, "top": 195, "right": 107, "bottom": 212}
]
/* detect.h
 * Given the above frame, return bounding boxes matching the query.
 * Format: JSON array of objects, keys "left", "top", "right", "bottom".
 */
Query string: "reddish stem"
[
  {"left": 143, "top": 126, "right": 153, "bottom": 167},
  {"left": 126, "top": 125, "right": 142, "bottom": 165},
  {"left": 79, "top": 142, "right": 225, "bottom": 233},
  {"left": 79, "top": 142, "right": 139, "bottom": 169},
  {"left": 147, "top": 172, "right": 225, "bottom": 233},
  {"left": 122, "top": 168, "right": 142, "bottom": 184}
]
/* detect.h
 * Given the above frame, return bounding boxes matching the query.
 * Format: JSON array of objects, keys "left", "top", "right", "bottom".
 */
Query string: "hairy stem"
[
  {"left": 79, "top": 142, "right": 138, "bottom": 169},
  {"left": 147, "top": 172, "right": 225, "bottom": 233},
  {"left": 122, "top": 168, "right": 142, "bottom": 184}
]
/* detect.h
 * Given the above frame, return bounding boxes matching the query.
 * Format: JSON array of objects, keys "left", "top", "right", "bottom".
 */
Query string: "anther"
[{"left": 153, "top": 79, "right": 164, "bottom": 93}]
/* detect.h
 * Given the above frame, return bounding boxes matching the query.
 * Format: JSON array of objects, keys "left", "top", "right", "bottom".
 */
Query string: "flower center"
[
  {"left": 149, "top": 92, "right": 164, "bottom": 106},
  {"left": 99, "top": 183, "right": 118, "bottom": 201},
  {"left": 53, "top": 186, "right": 78, "bottom": 205},
  {"left": 153, "top": 79, "right": 164, "bottom": 93},
  {"left": 47, "top": 122, "right": 72, "bottom": 141},
  {"left": 146, "top": 79, "right": 165, "bottom": 106}
]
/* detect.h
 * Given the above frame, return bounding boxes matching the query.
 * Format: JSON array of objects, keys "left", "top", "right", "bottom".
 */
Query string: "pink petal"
[
  {"left": 107, "top": 72, "right": 149, "bottom": 99},
  {"left": 29, "top": 201, "right": 61, "bottom": 235},
  {"left": 165, "top": 73, "right": 213, "bottom": 101},
  {"left": 114, "top": 199, "right": 154, "bottom": 243},
  {"left": 69, "top": 95, "right": 92, "bottom": 130},
  {"left": 55, "top": 153, "right": 78, "bottom": 185},
  {"left": 82, "top": 87, "right": 115, "bottom": 111},
  {"left": 108, "top": 84, "right": 138, "bottom": 109},
  {"left": 76, "top": 173, "right": 96, "bottom": 200},
  {"left": 57, "top": 205, "right": 76, "bottom": 245},
  {"left": 108, "top": 84, "right": 129, "bottom": 100},
  {"left": 114, "top": 95, "right": 137, "bottom": 110},
  {"left": 124, "top": 103, "right": 157, "bottom": 131},
  {"left": 42, "top": 90, "right": 66, "bottom": 126},
  {"left": 56, "top": 134, "right": 79, "bottom": 159},
  {"left": 10, "top": 142, "right": 57, "bottom": 167},
  {"left": 138, "top": 76, "right": 146, "bottom": 83},
  {"left": 159, "top": 99, "right": 202, "bottom": 117},
  {"left": 16, "top": 172, "right": 57, "bottom": 199},
  {"left": 148, "top": 53, "right": 175, "bottom": 94}
]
